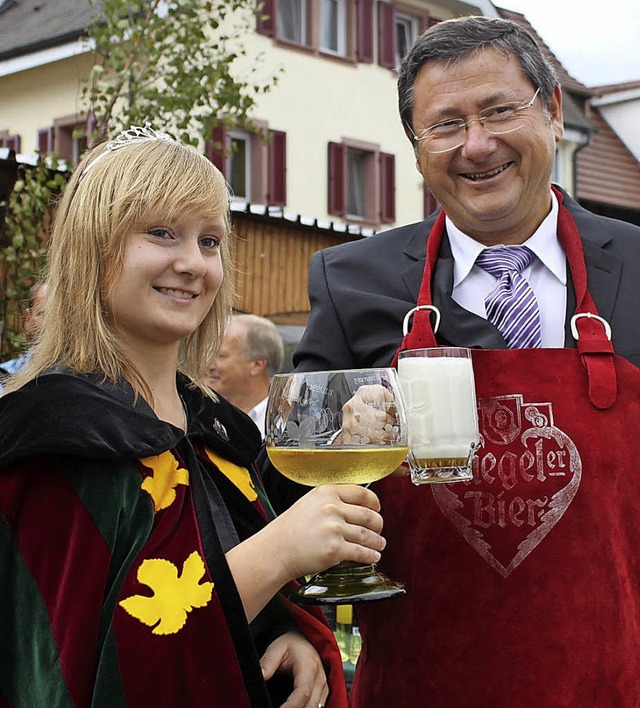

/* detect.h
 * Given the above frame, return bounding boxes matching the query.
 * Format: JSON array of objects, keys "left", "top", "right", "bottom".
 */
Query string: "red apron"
[{"left": 350, "top": 190, "right": 640, "bottom": 707}]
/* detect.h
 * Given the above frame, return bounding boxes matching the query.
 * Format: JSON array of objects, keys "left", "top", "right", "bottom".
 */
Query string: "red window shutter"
[
  {"left": 257, "top": 0, "right": 275, "bottom": 36},
  {"left": 3, "top": 134, "right": 21, "bottom": 152},
  {"left": 379, "top": 152, "right": 395, "bottom": 223},
  {"left": 378, "top": 1, "right": 396, "bottom": 69},
  {"left": 268, "top": 129, "right": 287, "bottom": 206},
  {"left": 328, "top": 142, "right": 346, "bottom": 216},
  {"left": 206, "top": 124, "right": 227, "bottom": 176},
  {"left": 37, "top": 127, "right": 54, "bottom": 154},
  {"left": 356, "top": 0, "right": 374, "bottom": 62},
  {"left": 424, "top": 185, "right": 439, "bottom": 217}
]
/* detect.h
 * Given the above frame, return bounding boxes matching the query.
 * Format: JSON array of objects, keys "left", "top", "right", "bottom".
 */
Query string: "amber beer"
[
  {"left": 266, "top": 446, "right": 409, "bottom": 486},
  {"left": 398, "top": 347, "right": 479, "bottom": 483},
  {"left": 411, "top": 455, "right": 469, "bottom": 469}
]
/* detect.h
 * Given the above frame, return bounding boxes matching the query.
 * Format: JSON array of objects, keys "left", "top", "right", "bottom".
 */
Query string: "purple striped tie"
[{"left": 475, "top": 246, "right": 542, "bottom": 349}]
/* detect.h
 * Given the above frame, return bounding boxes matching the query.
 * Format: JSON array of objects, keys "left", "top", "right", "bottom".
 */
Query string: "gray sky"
[{"left": 498, "top": 0, "right": 640, "bottom": 87}]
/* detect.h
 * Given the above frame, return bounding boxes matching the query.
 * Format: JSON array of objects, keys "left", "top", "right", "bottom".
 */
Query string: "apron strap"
[
  {"left": 555, "top": 187, "right": 617, "bottom": 409},
  {"left": 389, "top": 211, "right": 444, "bottom": 367},
  {"left": 392, "top": 188, "right": 617, "bottom": 409}
]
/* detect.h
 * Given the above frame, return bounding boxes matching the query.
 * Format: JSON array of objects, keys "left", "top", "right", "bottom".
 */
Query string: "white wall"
[
  {"left": 242, "top": 35, "right": 426, "bottom": 226},
  {"left": 596, "top": 99, "right": 640, "bottom": 162},
  {"left": 0, "top": 54, "right": 94, "bottom": 152}
]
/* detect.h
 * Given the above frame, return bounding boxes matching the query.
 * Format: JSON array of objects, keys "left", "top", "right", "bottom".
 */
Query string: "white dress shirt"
[
  {"left": 248, "top": 395, "right": 268, "bottom": 438},
  {"left": 446, "top": 191, "right": 567, "bottom": 348}
]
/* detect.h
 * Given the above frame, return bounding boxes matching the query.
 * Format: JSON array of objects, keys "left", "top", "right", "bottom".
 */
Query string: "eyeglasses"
[{"left": 407, "top": 88, "right": 541, "bottom": 154}]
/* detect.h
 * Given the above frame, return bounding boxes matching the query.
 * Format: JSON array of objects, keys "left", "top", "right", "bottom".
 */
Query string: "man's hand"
[
  {"left": 261, "top": 631, "right": 329, "bottom": 708},
  {"left": 335, "top": 384, "right": 400, "bottom": 446},
  {"left": 391, "top": 459, "right": 411, "bottom": 477}
]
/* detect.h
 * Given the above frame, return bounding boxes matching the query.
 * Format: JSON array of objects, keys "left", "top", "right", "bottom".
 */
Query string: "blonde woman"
[{"left": 0, "top": 127, "right": 385, "bottom": 708}]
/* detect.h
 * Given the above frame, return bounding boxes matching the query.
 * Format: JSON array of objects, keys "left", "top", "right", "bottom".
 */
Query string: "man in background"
[{"left": 207, "top": 314, "right": 284, "bottom": 436}]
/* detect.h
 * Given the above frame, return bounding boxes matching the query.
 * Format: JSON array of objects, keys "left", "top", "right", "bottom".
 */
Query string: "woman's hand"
[
  {"left": 226, "top": 484, "right": 385, "bottom": 622},
  {"left": 270, "top": 484, "right": 385, "bottom": 581},
  {"left": 260, "top": 631, "right": 329, "bottom": 708}
]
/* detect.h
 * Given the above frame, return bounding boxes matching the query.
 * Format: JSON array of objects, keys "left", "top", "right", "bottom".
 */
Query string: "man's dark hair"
[{"left": 398, "top": 16, "right": 559, "bottom": 141}]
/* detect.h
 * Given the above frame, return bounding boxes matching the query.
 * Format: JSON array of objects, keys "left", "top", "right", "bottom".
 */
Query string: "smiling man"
[
  {"left": 409, "top": 51, "right": 561, "bottom": 246},
  {"left": 265, "top": 15, "right": 640, "bottom": 707}
]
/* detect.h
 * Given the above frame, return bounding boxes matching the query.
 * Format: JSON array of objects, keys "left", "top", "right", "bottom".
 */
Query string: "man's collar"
[
  {"left": 446, "top": 190, "right": 566, "bottom": 286},
  {"left": 249, "top": 395, "right": 268, "bottom": 422}
]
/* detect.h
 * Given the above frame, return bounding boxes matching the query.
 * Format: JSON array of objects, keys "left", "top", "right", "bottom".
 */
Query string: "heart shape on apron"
[{"left": 431, "top": 393, "right": 582, "bottom": 576}]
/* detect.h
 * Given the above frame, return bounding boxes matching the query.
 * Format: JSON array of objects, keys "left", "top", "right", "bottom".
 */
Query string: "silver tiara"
[{"left": 80, "top": 123, "right": 176, "bottom": 178}]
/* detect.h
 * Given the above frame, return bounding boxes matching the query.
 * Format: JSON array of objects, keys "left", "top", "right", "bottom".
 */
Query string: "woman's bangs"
[{"left": 92, "top": 140, "right": 229, "bottom": 230}]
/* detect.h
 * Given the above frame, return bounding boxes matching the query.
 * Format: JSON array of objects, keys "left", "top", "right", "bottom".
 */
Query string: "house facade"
[
  {"left": 576, "top": 80, "right": 640, "bottom": 225},
  {"left": 1, "top": 0, "right": 626, "bottom": 331},
  {"left": 1, "top": 0, "right": 593, "bottom": 231}
]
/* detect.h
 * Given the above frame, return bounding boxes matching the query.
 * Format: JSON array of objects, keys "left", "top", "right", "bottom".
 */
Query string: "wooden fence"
[{"left": 231, "top": 209, "right": 362, "bottom": 323}]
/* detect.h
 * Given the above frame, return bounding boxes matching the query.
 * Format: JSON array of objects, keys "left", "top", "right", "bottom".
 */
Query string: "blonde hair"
[{"left": 9, "top": 136, "right": 234, "bottom": 402}]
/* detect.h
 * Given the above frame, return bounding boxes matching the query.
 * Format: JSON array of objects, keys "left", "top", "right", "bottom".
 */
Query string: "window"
[
  {"left": 346, "top": 148, "right": 367, "bottom": 217},
  {"left": 320, "top": 0, "right": 347, "bottom": 55},
  {"left": 208, "top": 124, "right": 287, "bottom": 207},
  {"left": 328, "top": 140, "right": 395, "bottom": 224},
  {"left": 395, "top": 13, "right": 418, "bottom": 68},
  {"left": 227, "top": 132, "right": 252, "bottom": 201},
  {"left": 378, "top": 3, "right": 438, "bottom": 70},
  {"left": 277, "top": 0, "right": 307, "bottom": 44},
  {"left": 37, "top": 127, "right": 55, "bottom": 155},
  {"left": 0, "top": 132, "right": 21, "bottom": 152},
  {"left": 50, "top": 115, "right": 89, "bottom": 166},
  {"left": 35, "top": 115, "right": 95, "bottom": 162},
  {"left": 258, "top": 0, "right": 355, "bottom": 59},
  {"left": 551, "top": 154, "right": 560, "bottom": 186},
  {"left": 424, "top": 185, "right": 439, "bottom": 218}
]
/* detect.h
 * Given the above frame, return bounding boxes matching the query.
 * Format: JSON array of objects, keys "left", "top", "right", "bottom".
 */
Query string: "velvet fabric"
[
  {"left": 350, "top": 192, "right": 640, "bottom": 706},
  {"left": 0, "top": 371, "right": 348, "bottom": 707}
]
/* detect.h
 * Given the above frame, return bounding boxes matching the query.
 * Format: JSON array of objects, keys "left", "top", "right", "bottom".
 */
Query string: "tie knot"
[{"left": 476, "top": 245, "right": 534, "bottom": 278}]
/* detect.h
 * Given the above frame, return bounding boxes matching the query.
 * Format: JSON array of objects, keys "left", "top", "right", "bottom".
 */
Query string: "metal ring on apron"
[
  {"left": 402, "top": 304, "right": 441, "bottom": 336},
  {"left": 570, "top": 312, "right": 612, "bottom": 341}
]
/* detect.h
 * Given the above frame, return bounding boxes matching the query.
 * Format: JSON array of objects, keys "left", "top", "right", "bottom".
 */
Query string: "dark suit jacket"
[{"left": 294, "top": 188, "right": 640, "bottom": 370}]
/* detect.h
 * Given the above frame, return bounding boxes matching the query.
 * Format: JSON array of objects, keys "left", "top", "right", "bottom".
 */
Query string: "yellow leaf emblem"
[
  {"left": 119, "top": 551, "right": 214, "bottom": 635},
  {"left": 139, "top": 452, "right": 189, "bottom": 511},
  {"left": 205, "top": 449, "right": 257, "bottom": 502}
]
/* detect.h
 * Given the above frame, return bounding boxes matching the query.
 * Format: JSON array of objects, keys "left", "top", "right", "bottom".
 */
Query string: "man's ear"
[
  {"left": 250, "top": 358, "right": 268, "bottom": 376},
  {"left": 549, "top": 85, "right": 564, "bottom": 143}
]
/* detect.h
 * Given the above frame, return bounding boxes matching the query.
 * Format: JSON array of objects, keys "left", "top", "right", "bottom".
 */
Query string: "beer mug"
[{"left": 397, "top": 347, "right": 479, "bottom": 484}]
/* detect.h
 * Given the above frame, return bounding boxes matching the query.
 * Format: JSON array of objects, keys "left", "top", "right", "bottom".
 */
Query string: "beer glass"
[
  {"left": 397, "top": 347, "right": 479, "bottom": 484},
  {"left": 265, "top": 368, "right": 408, "bottom": 604}
]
